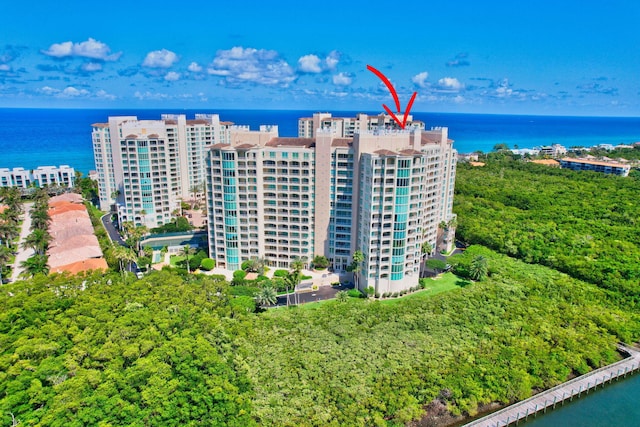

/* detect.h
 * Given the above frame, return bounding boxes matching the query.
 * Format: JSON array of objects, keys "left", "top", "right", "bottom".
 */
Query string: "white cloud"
[
  {"left": 96, "top": 89, "right": 116, "bottom": 100},
  {"left": 61, "top": 86, "right": 90, "bottom": 97},
  {"left": 298, "top": 51, "right": 341, "bottom": 74},
  {"left": 325, "top": 50, "right": 340, "bottom": 70},
  {"left": 207, "top": 46, "right": 295, "bottom": 86},
  {"left": 142, "top": 49, "right": 179, "bottom": 68},
  {"left": 298, "top": 54, "right": 322, "bottom": 73},
  {"left": 438, "top": 77, "right": 464, "bottom": 91},
  {"left": 39, "top": 86, "right": 59, "bottom": 95},
  {"left": 0, "top": 64, "right": 10, "bottom": 72},
  {"left": 332, "top": 72, "right": 352, "bottom": 86},
  {"left": 412, "top": 71, "right": 429, "bottom": 88},
  {"left": 164, "top": 71, "right": 181, "bottom": 81},
  {"left": 188, "top": 62, "right": 203, "bottom": 72},
  {"left": 42, "top": 38, "right": 121, "bottom": 61},
  {"left": 495, "top": 78, "right": 513, "bottom": 97},
  {"left": 134, "top": 90, "right": 171, "bottom": 100},
  {"left": 81, "top": 62, "right": 103, "bottom": 72}
]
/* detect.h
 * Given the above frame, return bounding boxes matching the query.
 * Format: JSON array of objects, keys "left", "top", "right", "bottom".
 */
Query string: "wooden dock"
[{"left": 464, "top": 344, "right": 640, "bottom": 427}]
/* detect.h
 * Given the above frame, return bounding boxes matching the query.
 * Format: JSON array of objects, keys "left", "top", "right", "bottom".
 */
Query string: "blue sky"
[{"left": 1, "top": 0, "right": 639, "bottom": 116}]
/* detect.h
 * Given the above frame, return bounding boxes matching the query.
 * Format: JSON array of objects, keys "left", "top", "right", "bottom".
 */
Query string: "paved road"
[
  {"left": 100, "top": 213, "right": 139, "bottom": 274},
  {"left": 11, "top": 203, "right": 34, "bottom": 281},
  {"left": 101, "top": 213, "right": 126, "bottom": 245},
  {"left": 273, "top": 282, "right": 354, "bottom": 307}
]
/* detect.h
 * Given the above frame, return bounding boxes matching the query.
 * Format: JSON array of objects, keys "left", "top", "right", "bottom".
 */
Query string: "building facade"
[
  {"left": 559, "top": 158, "right": 631, "bottom": 176},
  {"left": 0, "top": 165, "right": 75, "bottom": 188},
  {"left": 298, "top": 112, "right": 425, "bottom": 138},
  {"left": 206, "top": 114, "right": 457, "bottom": 293},
  {"left": 92, "top": 114, "right": 232, "bottom": 228}
]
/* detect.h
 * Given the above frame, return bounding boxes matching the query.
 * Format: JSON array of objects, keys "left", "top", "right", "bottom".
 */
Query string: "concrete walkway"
[{"left": 11, "top": 203, "right": 34, "bottom": 281}]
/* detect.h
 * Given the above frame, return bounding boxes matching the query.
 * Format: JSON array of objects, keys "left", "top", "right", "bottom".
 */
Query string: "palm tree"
[
  {"left": 23, "top": 229, "right": 51, "bottom": 255},
  {"left": 469, "top": 255, "right": 489, "bottom": 281},
  {"left": 181, "top": 244, "right": 196, "bottom": 273},
  {"left": 255, "top": 285, "right": 277, "bottom": 307},
  {"left": 290, "top": 256, "right": 306, "bottom": 274},
  {"left": 421, "top": 241, "right": 433, "bottom": 278},
  {"left": 244, "top": 256, "right": 266, "bottom": 275},
  {"left": 336, "top": 290, "right": 349, "bottom": 302},
  {"left": 30, "top": 209, "right": 50, "bottom": 231},
  {"left": 20, "top": 254, "right": 49, "bottom": 277},
  {"left": 348, "top": 250, "right": 364, "bottom": 289},
  {"left": 0, "top": 244, "right": 11, "bottom": 283},
  {"left": 0, "top": 187, "right": 23, "bottom": 214},
  {"left": 284, "top": 270, "right": 302, "bottom": 306},
  {"left": 0, "top": 220, "right": 19, "bottom": 247},
  {"left": 112, "top": 245, "right": 137, "bottom": 281}
]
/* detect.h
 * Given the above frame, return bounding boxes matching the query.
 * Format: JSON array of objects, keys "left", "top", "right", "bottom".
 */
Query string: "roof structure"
[{"left": 47, "top": 194, "right": 107, "bottom": 274}]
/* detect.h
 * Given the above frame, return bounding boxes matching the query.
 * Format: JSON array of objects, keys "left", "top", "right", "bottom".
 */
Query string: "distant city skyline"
[{"left": 2, "top": 1, "right": 639, "bottom": 116}]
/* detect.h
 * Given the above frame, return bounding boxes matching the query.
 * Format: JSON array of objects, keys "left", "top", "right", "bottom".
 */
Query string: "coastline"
[
  {"left": 424, "top": 344, "right": 640, "bottom": 427},
  {"left": 2, "top": 109, "right": 640, "bottom": 174}
]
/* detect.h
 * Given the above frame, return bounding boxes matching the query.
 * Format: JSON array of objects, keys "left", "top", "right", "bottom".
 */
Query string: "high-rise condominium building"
[
  {"left": 91, "top": 114, "right": 234, "bottom": 228},
  {"left": 298, "top": 112, "right": 425, "bottom": 138},
  {"left": 206, "top": 114, "right": 457, "bottom": 294}
]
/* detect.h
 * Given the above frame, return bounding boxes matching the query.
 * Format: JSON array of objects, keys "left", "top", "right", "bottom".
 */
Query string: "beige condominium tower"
[{"left": 206, "top": 113, "right": 457, "bottom": 294}]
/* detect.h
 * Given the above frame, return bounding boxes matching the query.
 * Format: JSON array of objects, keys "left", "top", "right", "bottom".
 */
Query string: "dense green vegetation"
[
  {"left": 454, "top": 159, "right": 640, "bottom": 298},
  {"left": 2, "top": 247, "right": 639, "bottom": 426},
  {"left": 1, "top": 270, "right": 253, "bottom": 427}
]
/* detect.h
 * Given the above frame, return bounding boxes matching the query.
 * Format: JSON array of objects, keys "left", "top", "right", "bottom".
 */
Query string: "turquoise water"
[
  {"left": 522, "top": 373, "right": 640, "bottom": 426},
  {"left": 2, "top": 108, "right": 640, "bottom": 174}
]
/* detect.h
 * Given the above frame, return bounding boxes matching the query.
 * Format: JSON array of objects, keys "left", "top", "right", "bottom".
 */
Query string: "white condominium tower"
[
  {"left": 206, "top": 113, "right": 457, "bottom": 294},
  {"left": 91, "top": 114, "right": 233, "bottom": 228}
]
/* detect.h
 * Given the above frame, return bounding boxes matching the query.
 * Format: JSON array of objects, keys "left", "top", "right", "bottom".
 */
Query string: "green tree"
[
  {"left": 469, "top": 255, "right": 489, "bottom": 281},
  {"left": 23, "top": 229, "right": 51, "bottom": 255},
  {"left": 29, "top": 208, "right": 50, "bottom": 231},
  {"left": 112, "top": 245, "right": 137, "bottom": 281},
  {"left": 244, "top": 257, "right": 266, "bottom": 275},
  {"left": 20, "top": 254, "right": 49, "bottom": 277},
  {"left": 255, "top": 285, "right": 277, "bottom": 307},
  {"left": 181, "top": 244, "right": 196, "bottom": 273},
  {"left": 312, "top": 255, "right": 330, "bottom": 270}
]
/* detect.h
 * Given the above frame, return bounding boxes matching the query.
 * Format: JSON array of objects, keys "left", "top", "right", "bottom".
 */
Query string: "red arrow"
[{"left": 367, "top": 65, "right": 417, "bottom": 130}]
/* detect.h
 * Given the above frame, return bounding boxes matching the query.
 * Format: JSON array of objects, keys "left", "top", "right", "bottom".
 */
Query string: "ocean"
[{"left": 1, "top": 108, "right": 640, "bottom": 174}]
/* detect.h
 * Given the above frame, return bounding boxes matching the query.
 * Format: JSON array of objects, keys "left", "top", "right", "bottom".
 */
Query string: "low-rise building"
[
  {"left": 0, "top": 165, "right": 75, "bottom": 188},
  {"left": 559, "top": 158, "right": 630, "bottom": 176}
]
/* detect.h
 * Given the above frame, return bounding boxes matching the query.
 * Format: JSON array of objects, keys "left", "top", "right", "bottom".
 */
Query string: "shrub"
[
  {"left": 200, "top": 258, "right": 215, "bottom": 271},
  {"left": 312, "top": 255, "right": 329, "bottom": 269},
  {"left": 301, "top": 275, "right": 312, "bottom": 280},
  {"left": 347, "top": 289, "right": 363, "bottom": 298},
  {"left": 233, "top": 270, "right": 247, "bottom": 280},
  {"left": 255, "top": 275, "right": 269, "bottom": 282},
  {"left": 210, "top": 274, "right": 226, "bottom": 281},
  {"left": 229, "top": 285, "right": 261, "bottom": 297},
  {"left": 273, "top": 269, "right": 289, "bottom": 277}
]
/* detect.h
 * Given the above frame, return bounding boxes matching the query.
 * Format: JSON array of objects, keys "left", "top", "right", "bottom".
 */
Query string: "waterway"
[{"left": 521, "top": 372, "right": 640, "bottom": 426}]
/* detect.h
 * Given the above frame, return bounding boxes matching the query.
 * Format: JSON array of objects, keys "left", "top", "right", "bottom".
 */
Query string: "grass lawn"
[
  {"left": 169, "top": 255, "right": 186, "bottom": 267},
  {"left": 379, "top": 272, "right": 468, "bottom": 305}
]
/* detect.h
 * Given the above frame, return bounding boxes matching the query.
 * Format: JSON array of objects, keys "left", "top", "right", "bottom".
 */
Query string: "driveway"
[{"left": 11, "top": 203, "right": 34, "bottom": 281}]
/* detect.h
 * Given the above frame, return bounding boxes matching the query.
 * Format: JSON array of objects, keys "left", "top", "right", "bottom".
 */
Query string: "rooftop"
[{"left": 265, "top": 137, "right": 315, "bottom": 148}]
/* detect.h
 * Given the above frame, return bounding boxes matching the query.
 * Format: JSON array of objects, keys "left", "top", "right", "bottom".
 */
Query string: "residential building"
[
  {"left": 0, "top": 165, "right": 75, "bottom": 188},
  {"left": 206, "top": 114, "right": 457, "bottom": 294},
  {"left": 298, "top": 112, "right": 425, "bottom": 138},
  {"left": 538, "top": 143, "right": 567, "bottom": 157},
  {"left": 91, "top": 114, "right": 233, "bottom": 228},
  {"left": 559, "top": 158, "right": 631, "bottom": 176}
]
